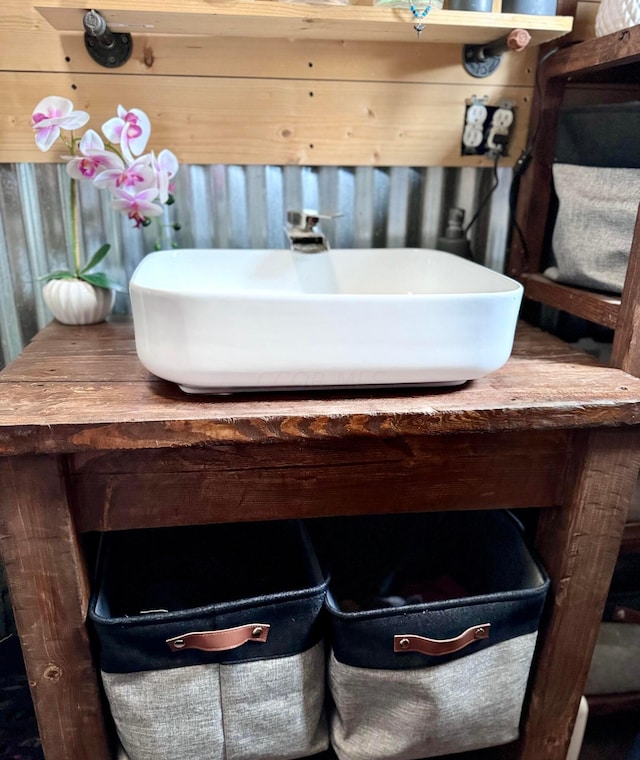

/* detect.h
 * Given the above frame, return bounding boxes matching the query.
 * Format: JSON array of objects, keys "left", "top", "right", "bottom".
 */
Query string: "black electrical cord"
[
  {"left": 527, "top": 45, "right": 561, "bottom": 151},
  {"left": 464, "top": 151, "right": 501, "bottom": 237},
  {"left": 508, "top": 45, "right": 561, "bottom": 270},
  {"left": 509, "top": 155, "right": 531, "bottom": 267},
  {"left": 463, "top": 44, "right": 562, "bottom": 256}
]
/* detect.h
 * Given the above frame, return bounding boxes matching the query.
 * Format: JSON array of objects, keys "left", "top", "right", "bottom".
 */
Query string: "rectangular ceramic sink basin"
[{"left": 129, "top": 248, "right": 523, "bottom": 394}]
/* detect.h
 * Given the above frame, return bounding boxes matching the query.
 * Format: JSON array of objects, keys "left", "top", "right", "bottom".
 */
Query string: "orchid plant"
[{"left": 31, "top": 96, "right": 179, "bottom": 291}]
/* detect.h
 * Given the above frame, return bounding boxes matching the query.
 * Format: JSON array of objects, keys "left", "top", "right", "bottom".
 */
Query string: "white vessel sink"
[{"left": 129, "top": 248, "right": 523, "bottom": 394}]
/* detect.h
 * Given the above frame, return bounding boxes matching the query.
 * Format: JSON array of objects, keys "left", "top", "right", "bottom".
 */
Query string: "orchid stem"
[
  {"left": 67, "top": 131, "right": 82, "bottom": 276},
  {"left": 70, "top": 177, "right": 81, "bottom": 276}
]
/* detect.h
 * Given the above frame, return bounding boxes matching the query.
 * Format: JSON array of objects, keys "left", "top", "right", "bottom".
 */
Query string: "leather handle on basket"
[
  {"left": 166, "top": 623, "right": 270, "bottom": 653},
  {"left": 394, "top": 623, "right": 490, "bottom": 656}
]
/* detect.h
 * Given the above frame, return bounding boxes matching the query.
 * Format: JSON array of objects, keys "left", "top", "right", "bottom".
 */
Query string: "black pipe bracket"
[
  {"left": 463, "top": 45, "right": 502, "bottom": 78},
  {"left": 83, "top": 9, "right": 132, "bottom": 68}
]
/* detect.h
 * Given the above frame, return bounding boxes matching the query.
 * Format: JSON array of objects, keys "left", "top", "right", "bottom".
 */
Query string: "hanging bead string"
[
  {"left": 409, "top": 2, "right": 432, "bottom": 19},
  {"left": 409, "top": 2, "right": 432, "bottom": 38}
]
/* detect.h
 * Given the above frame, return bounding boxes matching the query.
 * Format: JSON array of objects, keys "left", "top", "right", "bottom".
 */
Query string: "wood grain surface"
[
  {"left": 1, "top": 318, "right": 640, "bottom": 456},
  {"left": 70, "top": 429, "right": 569, "bottom": 532},
  {"left": 1, "top": 316, "right": 640, "bottom": 760},
  {"left": 0, "top": 0, "right": 545, "bottom": 166},
  {"left": 0, "top": 455, "right": 111, "bottom": 760},
  {"left": 519, "top": 427, "right": 640, "bottom": 758}
]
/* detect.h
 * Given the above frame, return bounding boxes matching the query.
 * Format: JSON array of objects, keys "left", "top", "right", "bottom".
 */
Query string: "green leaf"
[
  {"left": 80, "top": 243, "right": 111, "bottom": 274},
  {"left": 39, "top": 270, "right": 77, "bottom": 282},
  {"left": 79, "top": 271, "right": 128, "bottom": 293}
]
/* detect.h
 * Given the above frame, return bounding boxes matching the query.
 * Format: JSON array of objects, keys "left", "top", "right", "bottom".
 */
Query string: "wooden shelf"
[
  {"left": 34, "top": 0, "right": 573, "bottom": 46},
  {"left": 508, "top": 24, "right": 640, "bottom": 728},
  {"left": 521, "top": 274, "right": 621, "bottom": 329},
  {"left": 541, "top": 20, "right": 640, "bottom": 79}
]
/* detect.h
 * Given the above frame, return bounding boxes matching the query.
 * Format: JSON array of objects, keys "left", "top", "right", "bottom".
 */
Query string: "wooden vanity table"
[{"left": 1, "top": 316, "right": 640, "bottom": 760}]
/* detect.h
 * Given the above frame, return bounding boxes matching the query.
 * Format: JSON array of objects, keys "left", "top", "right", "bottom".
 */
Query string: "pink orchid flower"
[
  {"left": 31, "top": 96, "right": 179, "bottom": 241},
  {"left": 31, "top": 96, "right": 90, "bottom": 152},
  {"left": 102, "top": 105, "right": 151, "bottom": 162},
  {"left": 110, "top": 187, "right": 164, "bottom": 228},
  {"left": 152, "top": 149, "right": 179, "bottom": 204},
  {"left": 65, "top": 130, "right": 123, "bottom": 181},
  {"left": 94, "top": 155, "right": 155, "bottom": 194}
]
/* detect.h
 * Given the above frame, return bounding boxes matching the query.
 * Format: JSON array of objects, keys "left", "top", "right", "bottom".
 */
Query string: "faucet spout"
[{"left": 285, "top": 210, "right": 330, "bottom": 253}]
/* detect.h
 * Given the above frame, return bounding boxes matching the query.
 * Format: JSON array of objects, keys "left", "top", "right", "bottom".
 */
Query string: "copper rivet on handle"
[
  {"left": 252, "top": 626, "right": 263, "bottom": 638},
  {"left": 398, "top": 637, "right": 410, "bottom": 649},
  {"left": 475, "top": 627, "right": 485, "bottom": 638},
  {"left": 173, "top": 639, "right": 186, "bottom": 649}
]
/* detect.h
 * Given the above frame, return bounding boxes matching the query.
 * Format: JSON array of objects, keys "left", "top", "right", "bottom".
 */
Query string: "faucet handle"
[
  {"left": 286, "top": 210, "right": 342, "bottom": 232},
  {"left": 286, "top": 210, "right": 319, "bottom": 232}
]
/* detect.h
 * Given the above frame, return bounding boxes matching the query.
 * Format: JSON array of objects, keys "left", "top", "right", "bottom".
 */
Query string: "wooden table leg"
[
  {"left": 517, "top": 427, "right": 640, "bottom": 760},
  {"left": 0, "top": 455, "right": 111, "bottom": 760}
]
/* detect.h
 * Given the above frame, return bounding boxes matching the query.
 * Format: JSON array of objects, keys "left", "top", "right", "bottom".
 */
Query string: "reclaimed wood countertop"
[
  {"left": 2, "top": 317, "right": 640, "bottom": 456},
  {"left": 2, "top": 316, "right": 640, "bottom": 760}
]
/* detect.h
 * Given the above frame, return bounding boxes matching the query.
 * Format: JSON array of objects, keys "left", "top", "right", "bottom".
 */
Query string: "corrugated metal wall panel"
[{"left": 0, "top": 162, "right": 512, "bottom": 369}]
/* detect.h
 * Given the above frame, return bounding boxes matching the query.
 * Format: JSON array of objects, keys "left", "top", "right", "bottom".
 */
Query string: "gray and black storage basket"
[
  {"left": 314, "top": 510, "right": 549, "bottom": 760},
  {"left": 89, "top": 520, "right": 329, "bottom": 760},
  {"left": 586, "top": 551, "right": 640, "bottom": 696},
  {"left": 545, "top": 101, "right": 640, "bottom": 295}
]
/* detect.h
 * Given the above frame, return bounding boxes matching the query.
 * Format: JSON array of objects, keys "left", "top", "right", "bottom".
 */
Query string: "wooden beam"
[
  {"left": 542, "top": 21, "right": 640, "bottom": 78},
  {"left": 34, "top": 0, "right": 573, "bottom": 46},
  {"left": 611, "top": 208, "right": 640, "bottom": 376},
  {"left": 518, "top": 427, "right": 640, "bottom": 759},
  {"left": 0, "top": 0, "right": 542, "bottom": 166},
  {"left": 522, "top": 273, "right": 620, "bottom": 329},
  {"left": 70, "top": 431, "right": 569, "bottom": 532},
  {"left": 0, "top": 455, "right": 111, "bottom": 760},
  {"left": 0, "top": 0, "right": 538, "bottom": 85},
  {"left": 3, "top": 72, "right": 532, "bottom": 166}
]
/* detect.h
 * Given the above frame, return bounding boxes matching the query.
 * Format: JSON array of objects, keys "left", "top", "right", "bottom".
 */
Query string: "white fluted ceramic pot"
[
  {"left": 595, "top": 0, "right": 640, "bottom": 35},
  {"left": 43, "top": 278, "right": 115, "bottom": 325}
]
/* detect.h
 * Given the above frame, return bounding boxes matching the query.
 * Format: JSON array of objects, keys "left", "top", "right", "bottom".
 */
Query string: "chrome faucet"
[{"left": 285, "top": 210, "right": 331, "bottom": 253}]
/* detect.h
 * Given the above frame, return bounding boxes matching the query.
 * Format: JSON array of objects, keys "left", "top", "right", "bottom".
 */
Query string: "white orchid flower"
[
  {"left": 65, "top": 130, "right": 123, "bottom": 181},
  {"left": 110, "top": 186, "right": 164, "bottom": 228},
  {"left": 102, "top": 105, "right": 151, "bottom": 163},
  {"left": 31, "top": 96, "right": 90, "bottom": 152},
  {"left": 94, "top": 154, "right": 156, "bottom": 194},
  {"left": 152, "top": 149, "right": 179, "bottom": 204}
]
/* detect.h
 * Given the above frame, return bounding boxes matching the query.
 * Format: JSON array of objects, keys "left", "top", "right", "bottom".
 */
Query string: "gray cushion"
[{"left": 544, "top": 164, "right": 640, "bottom": 294}]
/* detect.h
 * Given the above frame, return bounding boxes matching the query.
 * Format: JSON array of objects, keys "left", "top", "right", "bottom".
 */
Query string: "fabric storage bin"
[
  {"left": 543, "top": 102, "right": 640, "bottom": 294},
  {"left": 313, "top": 511, "right": 549, "bottom": 760},
  {"left": 585, "top": 552, "right": 640, "bottom": 695},
  {"left": 89, "top": 520, "right": 329, "bottom": 760}
]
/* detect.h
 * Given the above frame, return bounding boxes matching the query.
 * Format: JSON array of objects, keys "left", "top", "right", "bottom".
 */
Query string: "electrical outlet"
[
  {"left": 463, "top": 124, "right": 484, "bottom": 149},
  {"left": 461, "top": 99, "right": 515, "bottom": 157},
  {"left": 462, "top": 96, "right": 488, "bottom": 151},
  {"left": 492, "top": 107, "right": 514, "bottom": 130},
  {"left": 467, "top": 103, "right": 488, "bottom": 126},
  {"left": 486, "top": 105, "right": 515, "bottom": 156}
]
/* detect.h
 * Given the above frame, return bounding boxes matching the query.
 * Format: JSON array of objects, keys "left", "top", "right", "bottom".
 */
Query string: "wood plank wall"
[
  {"left": 0, "top": 0, "right": 553, "bottom": 168},
  {"left": 0, "top": 0, "right": 597, "bottom": 169},
  {"left": 571, "top": 0, "right": 600, "bottom": 40}
]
